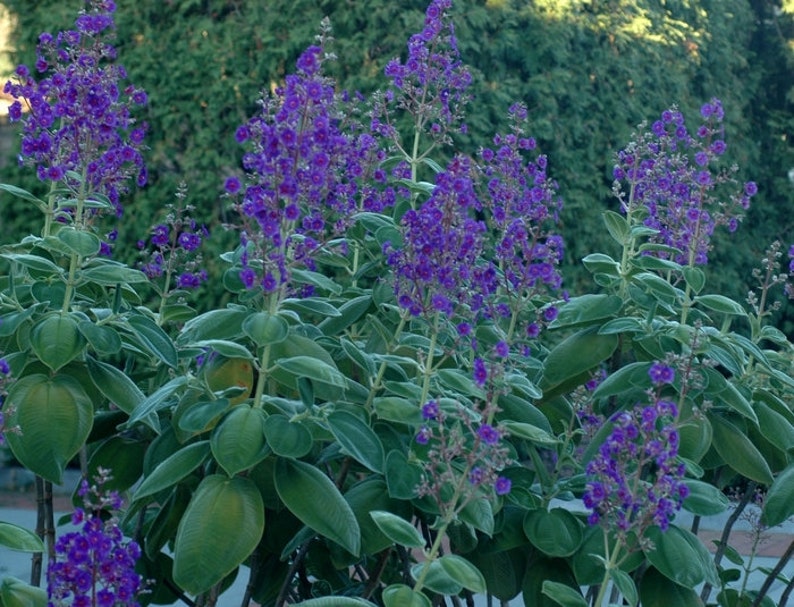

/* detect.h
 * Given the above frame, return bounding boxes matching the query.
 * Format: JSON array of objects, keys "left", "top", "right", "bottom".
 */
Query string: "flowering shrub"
[{"left": 0, "top": 1, "right": 793, "bottom": 607}]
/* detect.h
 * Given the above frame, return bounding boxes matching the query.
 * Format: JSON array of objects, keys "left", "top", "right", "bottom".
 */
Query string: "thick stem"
[{"left": 593, "top": 532, "right": 623, "bottom": 607}]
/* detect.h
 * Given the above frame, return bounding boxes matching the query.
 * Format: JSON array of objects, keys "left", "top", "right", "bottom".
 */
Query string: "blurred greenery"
[{"left": 1, "top": 0, "right": 792, "bottom": 330}]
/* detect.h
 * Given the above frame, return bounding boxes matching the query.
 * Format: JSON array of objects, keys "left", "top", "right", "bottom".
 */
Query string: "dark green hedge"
[{"left": 2, "top": 0, "right": 792, "bottom": 322}]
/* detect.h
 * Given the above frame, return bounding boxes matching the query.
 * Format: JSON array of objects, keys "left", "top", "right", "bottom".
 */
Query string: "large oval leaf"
[
  {"left": 0, "top": 576, "right": 47, "bottom": 607},
  {"left": 263, "top": 414, "right": 313, "bottom": 458},
  {"left": 30, "top": 313, "right": 85, "bottom": 371},
  {"left": 524, "top": 508, "right": 583, "bottom": 557},
  {"left": 211, "top": 405, "right": 268, "bottom": 476},
  {"left": 369, "top": 510, "right": 424, "bottom": 549},
  {"left": 643, "top": 525, "right": 718, "bottom": 589},
  {"left": 639, "top": 567, "right": 704, "bottom": 607},
  {"left": 5, "top": 373, "right": 93, "bottom": 484},
  {"left": 134, "top": 441, "right": 210, "bottom": 501},
  {"left": 173, "top": 475, "right": 264, "bottom": 595},
  {"left": 274, "top": 458, "right": 360, "bottom": 555},
  {"left": 0, "top": 522, "right": 44, "bottom": 552},
  {"left": 126, "top": 314, "right": 178, "bottom": 368},
  {"left": 541, "top": 328, "right": 618, "bottom": 393},
  {"left": 761, "top": 461, "right": 794, "bottom": 527},
  {"left": 709, "top": 414, "right": 773, "bottom": 485},
  {"left": 327, "top": 411, "right": 384, "bottom": 473},
  {"left": 86, "top": 356, "right": 144, "bottom": 415}
]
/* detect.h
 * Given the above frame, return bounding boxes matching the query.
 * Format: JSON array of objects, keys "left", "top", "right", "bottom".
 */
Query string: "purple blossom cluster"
[
  {"left": 48, "top": 470, "right": 142, "bottom": 607},
  {"left": 481, "top": 103, "right": 564, "bottom": 300},
  {"left": 386, "top": 155, "right": 493, "bottom": 318},
  {"left": 612, "top": 99, "right": 756, "bottom": 265},
  {"left": 583, "top": 399, "right": 688, "bottom": 537},
  {"left": 4, "top": 0, "right": 147, "bottom": 216},
  {"left": 137, "top": 191, "right": 208, "bottom": 291},
  {"left": 374, "top": 0, "right": 472, "bottom": 148},
  {"left": 225, "top": 25, "right": 393, "bottom": 295},
  {"left": 415, "top": 399, "right": 512, "bottom": 512}
]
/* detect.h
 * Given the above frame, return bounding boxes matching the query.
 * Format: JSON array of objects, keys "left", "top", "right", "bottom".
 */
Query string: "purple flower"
[
  {"left": 4, "top": 0, "right": 147, "bottom": 215},
  {"left": 0, "top": 359, "right": 9, "bottom": 375},
  {"left": 48, "top": 471, "right": 142, "bottom": 607},
  {"left": 416, "top": 426, "right": 431, "bottom": 445},
  {"left": 228, "top": 27, "right": 390, "bottom": 296},
  {"left": 494, "top": 340, "right": 509, "bottom": 358},
  {"left": 648, "top": 362, "right": 675, "bottom": 386},
  {"left": 494, "top": 476, "right": 512, "bottom": 495},
  {"left": 477, "top": 423, "right": 501, "bottom": 445},
  {"left": 421, "top": 400, "right": 440, "bottom": 420},
  {"left": 473, "top": 357, "right": 488, "bottom": 386},
  {"left": 613, "top": 99, "right": 754, "bottom": 266},
  {"left": 583, "top": 401, "right": 687, "bottom": 537}
]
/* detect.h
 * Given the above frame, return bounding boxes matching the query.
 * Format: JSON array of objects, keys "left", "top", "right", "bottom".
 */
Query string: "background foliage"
[{"left": 1, "top": 0, "right": 792, "bottom": 323}]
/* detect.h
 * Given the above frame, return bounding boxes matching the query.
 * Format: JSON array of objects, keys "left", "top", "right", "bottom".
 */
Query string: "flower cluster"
[
  {"left": 137, "top": 186, "right": 208, "bottom": 292},
  {"left": 4, "top": 0, "right": 147, "bottom": 216},
  {"left": 225, "top": 21, "right": 392, "bottom": 296},
  {"left": 612, "top": 99, "right": 756, "bottom": 265},
  {"left": 386, "top": 155, "right": 493, "bottom": 319},
  {"left": 583, "top": 397, "right": 688, "bottom": 538},
  {"left": 415, "top": 399, "right": 512, "bottom": 516},
  {"left": 373, "top": 0, "right": 472, "bottom": 148},
  {"left": 47, "top": 469, "right": 142, "bottom": 607}
]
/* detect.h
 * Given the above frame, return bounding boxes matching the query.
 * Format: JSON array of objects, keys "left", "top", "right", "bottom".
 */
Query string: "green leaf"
[
  {"left": 178, "top": 307, "right": 249, "bottom": 343},
  {"left": 541, "top": 581, "right": 587, "bottom": 607},
  {"left": 709, "top": 414, "right": 773, "bottom": 485},
  {"left": 134, "top": 441, "right": 210, "bottom": 501},
  {"left": 591, "top": 362, "right": 652, "bottom": 399},
  {"left": 86, "top": 356, "right": 144, "bottom": 415},
  {"left": 541, "top": 328, "right": 618, "bottom": 392},
  {"left": 639, "top": 567, "right": 705, "bottom": 607},
  {"left": 761, "top": 461, "right": 794, "bottom": 527},
  {"left": 435, "top": 368, "right": 486, "bottom": 398},
  {"left": 602, "top": 210, "right": 630, "bottom": 245},
  {"left": 0, "top": 182, "right": 47, "bottom": 207},
  {"left": 173, "top": 475, "right": 264, "bottom": 595},
  {"left": 87, "top": 436, "right": 146, "bottom": 492},
  {"left": 211, "top": 405, "right": 268, "bottom": 476},
  {"left": 291, "top": 268, "right": 343, "bottom": 294},
  {"left": 0, "top": 576, "right": 47, "bottom": 607},
  {"left": 683, "top": 266, "right": 706, "bottom": 294},
  {"left": 694, "top": 294, "right": 747, "bottom": 316},
  {"left": 127, "top": 376, "right": 189, "bottom": 430},
  {"left": 5, "top": 374, "right": 93, "bottom": 484},
  {"left": 274, "top": 458, "right": 361, "bottom": 555},
  {"left": 373, "top": 397, "right": 422, "bottom": 425},
  {"left": 78, "top": 321, "right": 122, "bottom": 356},
  {"left": 369, "top": 510, "right": 425, "bottom": 548},
  {"left": 30, "top": 313, "right": 85, "bottom": 371},
  {"left": 385, "top": 450, "right": 423, "bottom": 499},
  {"left": 581, "top": 253, "right": 620, "bottom": 277},
  {"left": 382, "top": 584, "right": 431, "bottom": 607},
  {"left": 438, "top": 555, "right": 487, "bottom": 594},
  {"left": 126, "top": 314, "right": 178, "bottom": 368},
  {"left": 274, "top": 355, "right": 346, "bottom": 388},
  {"left": 502, "top": 421, "right": 559, "bottom": 446},
  {"left": 702, "top": 368, "right": 756, "bottom": 423},
  {"left": 242, "top": 311, "right": 289, "bottom": 346},
  {"left": 548, "top": 294, "right": 622, "bottom": 329},
  {"left": 0, "top": 522, "right": 44, "bottom": 552},
  {"left": 281, "top": 297, "right": 342, "bottom": 318},
  {"left": 682, "top": 479, "right": 730, "bottom": 516},
  {"left": 0, "top": 253, "right": 62, "bottom": 275},
  {"left": 327, "top": 411, "right": 384, "bottom": 473},
  {"left": 410, "top": 560, "right": 462, "bottom": 595},
  {"left": 192, "top": 339, "right": 254, "bottom": 360},
  {"left": 318, "top": 295, "right": 372, "bottom": 336},
  {"left": 80, "top": 263, "right": 149, "bottom": 285},
  {"left": 263, "top": 415, "right": 314, "bottom": 458},
  {"left": 644, "top": 525, "right": 719, "bottom": 588},
  {"left": 523, "top": 508, "right": 583, "bottom": 557},
  {"left": 610, "top": 568, "right": 638, "bottom": 606},
  {"left": 57, "top": 226, "right": 101, "bottom": 257},
  {"left": 754, "top": 400, "right": 794, "bottom": 456}
]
